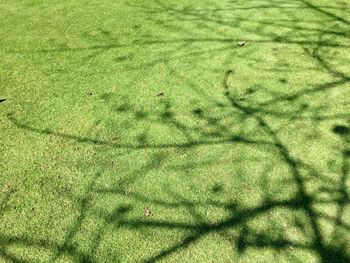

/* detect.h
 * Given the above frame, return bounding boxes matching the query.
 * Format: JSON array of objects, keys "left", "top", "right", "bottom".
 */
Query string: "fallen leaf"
[{"left": 144, "top": 207, "right": 152, "bottom": 217}]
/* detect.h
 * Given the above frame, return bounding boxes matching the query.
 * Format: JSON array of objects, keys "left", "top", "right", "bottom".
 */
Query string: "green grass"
[{"left": 1, "top": 0, "right": 350, "bottom": 262}]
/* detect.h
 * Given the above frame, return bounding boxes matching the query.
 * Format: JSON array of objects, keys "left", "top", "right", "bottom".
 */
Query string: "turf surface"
[{"left": 1, "top": 0, "right": 350, "bottom": 262}]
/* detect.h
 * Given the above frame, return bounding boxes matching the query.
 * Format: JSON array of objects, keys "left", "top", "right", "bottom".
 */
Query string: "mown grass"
[{"left": 1, "top": 0, "right": 350, "bottom": 262}]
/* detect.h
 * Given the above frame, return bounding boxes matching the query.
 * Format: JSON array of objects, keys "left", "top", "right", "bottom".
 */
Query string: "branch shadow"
[{"left": 2, "top": 0, "right": 350, "bottom": 262}]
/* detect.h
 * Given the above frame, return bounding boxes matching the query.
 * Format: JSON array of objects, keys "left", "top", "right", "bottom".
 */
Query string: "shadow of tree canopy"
[{"left": 2, "top": 0, "right": 350, "bottom": 262}]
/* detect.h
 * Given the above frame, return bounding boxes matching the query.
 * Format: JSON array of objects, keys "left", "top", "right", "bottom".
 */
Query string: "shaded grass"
[{"left": 1, "top": 0, "right": 350, "bottom": 262}]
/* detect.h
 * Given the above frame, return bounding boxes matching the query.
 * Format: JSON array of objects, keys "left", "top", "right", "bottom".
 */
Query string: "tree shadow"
[{"left": 2, "top": 0, "right": 350, "bottom": 262}]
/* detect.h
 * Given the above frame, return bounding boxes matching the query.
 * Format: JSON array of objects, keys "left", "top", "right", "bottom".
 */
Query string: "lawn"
[{"left": 0, "top": 0, "right": 350, "bottom": 262}]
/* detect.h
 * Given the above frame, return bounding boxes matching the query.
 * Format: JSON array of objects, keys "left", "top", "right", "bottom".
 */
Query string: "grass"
[{"left": 0, "top": 0, "right": 350, "bottom": 262}]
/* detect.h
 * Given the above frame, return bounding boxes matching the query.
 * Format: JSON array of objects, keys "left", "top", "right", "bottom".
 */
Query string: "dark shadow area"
[{"left": 333, "top": 125, "right": 350, "bottom": 136}]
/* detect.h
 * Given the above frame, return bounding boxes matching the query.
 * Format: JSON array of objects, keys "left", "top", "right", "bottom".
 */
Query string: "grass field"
[{"left": 1, "top": 0, "right": 350, "bottom": 262}]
